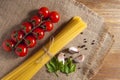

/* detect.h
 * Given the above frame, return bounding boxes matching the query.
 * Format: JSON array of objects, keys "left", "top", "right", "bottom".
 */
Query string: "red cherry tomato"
[
  {"left": 31, "top": 15, "right": 41, "bottom": 26},
  {"left": 21, "top": 22, "right": 33, "bottom": 33},
  {"left": 15, "top": 43, "right": 28, "bottom": 57},
  {"left": 49, "top": 11, "right": 60, "bottom": 23},
  {"left": 40, "top": 21, "right": 53, "bottom": 31},
  {"left": 24, "top": 35, "right": 36, "bottom": 48},
  {"left": 11, "top": 30, "right": 25, "bottom": 42},
  {"left": 38, "top": 7, "right": 49, "bottom": 18},
  {"left": 2, "top": 39, "right": 16, "bottom": 52},
  {"left": 32, "top": 27, "right": 44, "bottom": 40}
]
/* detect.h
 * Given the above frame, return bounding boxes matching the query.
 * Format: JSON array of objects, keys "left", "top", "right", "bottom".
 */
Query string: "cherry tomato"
[
  {"left": 31, "top": 15, "right": 41, "bottom": 26},
  {"left": 21, "top": 22, "right": 33, "bottom": 33},
  {"left": 2, "top": 39, "right": 16, "bottom": 52},
  {"left": 38, "top": 7, "right": 49, "bottom": 19},
  {"left": 15, "top": 43, "right": 28, "bottom": 57},
  {"left": 40, "top": 21, "right": 53, "bottom": 31},
  {"left": 24, "top": 34, "right": 36, "bottom": 48},
  {"left": 32, "top": 27, "right": 44, "bottom": 40},
  {"left": 11, "top": 30, "right": 25, "bottom": 42},
  {"left": 49, "top": 11, "right": 60, "bottom": 23}
]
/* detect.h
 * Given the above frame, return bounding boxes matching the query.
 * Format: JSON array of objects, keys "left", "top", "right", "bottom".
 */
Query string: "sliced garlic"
[
  {"left": 68, "top": 47, "right": 79, "bottom": 53},
  {"left": 57, "top": 52, "right": 65, "bottom": 64},
  {"left": 73, "top": 55, "right": 85, "bottom": 63}
]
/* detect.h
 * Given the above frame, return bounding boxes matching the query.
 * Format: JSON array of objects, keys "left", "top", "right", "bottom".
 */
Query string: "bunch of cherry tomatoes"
[{"left": 2, "top": 7, "right": 60, "bottom": 57}]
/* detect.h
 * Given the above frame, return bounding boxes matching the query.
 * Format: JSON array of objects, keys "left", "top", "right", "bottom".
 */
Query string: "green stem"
[
  {"left": 66, "top": 73, "right": 69, "bottom": 76},
  {"left": 54, "top": 72, "right": 59, "bottom": 77}
]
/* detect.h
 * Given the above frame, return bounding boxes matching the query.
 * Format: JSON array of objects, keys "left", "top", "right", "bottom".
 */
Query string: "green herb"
[
  {"left": 46, "top": 56, "right": 76, "bottom": 76},
  {"left": 61, "top": 58, "right": 76, "bottom": 75}
]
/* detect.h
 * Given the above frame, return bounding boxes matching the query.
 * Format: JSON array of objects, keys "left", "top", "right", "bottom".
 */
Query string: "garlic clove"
[
  {"left": 57, "top": 52, "right": 65, "bottom": 64},
  {"left": 68, "top": 47, "right": 79, "bottom": 53},
  {"left": 73, "top": 55, "right": 85, "bottom": 63}
]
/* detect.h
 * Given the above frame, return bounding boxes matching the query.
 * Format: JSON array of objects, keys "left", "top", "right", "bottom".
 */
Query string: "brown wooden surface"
[{"left": 77, "top": 0, "right": 120, "bottom": 80}]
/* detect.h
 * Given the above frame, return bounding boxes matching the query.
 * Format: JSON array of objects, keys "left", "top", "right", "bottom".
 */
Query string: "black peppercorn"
[
  {"left": 85, "top": 48, "right": 87, "bottom": 50},
  {"left": 80, "top": 45, "right": 86, "bottom": 48},
  {"left": 80, "top": 32, "right": 83, "bottom": 34}
]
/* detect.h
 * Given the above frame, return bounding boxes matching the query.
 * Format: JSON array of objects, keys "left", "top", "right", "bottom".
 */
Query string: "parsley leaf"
[{"left": 46, "top": 56, "right": 76, "bottom": 76}]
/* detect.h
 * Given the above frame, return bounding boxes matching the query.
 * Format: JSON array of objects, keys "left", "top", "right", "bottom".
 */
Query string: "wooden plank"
[{"left": 92, "top": 53, "right": 120, "bottom": 80}]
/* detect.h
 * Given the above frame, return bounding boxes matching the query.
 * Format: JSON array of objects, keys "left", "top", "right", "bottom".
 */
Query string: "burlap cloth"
[{"left": 0, "top": 0, "right": 113, "bottom": 80}]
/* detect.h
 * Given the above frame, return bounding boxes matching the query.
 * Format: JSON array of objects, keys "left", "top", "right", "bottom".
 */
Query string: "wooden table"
[{"left": 77, "top": 0, "right": 120, "bottom": 80}]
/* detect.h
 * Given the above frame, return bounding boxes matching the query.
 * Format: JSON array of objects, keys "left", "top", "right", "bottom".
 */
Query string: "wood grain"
[{"left": 77, "top": 0, "right": 120, "bottom": 80}]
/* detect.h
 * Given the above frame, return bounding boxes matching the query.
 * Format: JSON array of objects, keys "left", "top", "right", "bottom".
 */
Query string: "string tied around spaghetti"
[{"left": 36, "top": 36, "right": 55, "bottom": 63}]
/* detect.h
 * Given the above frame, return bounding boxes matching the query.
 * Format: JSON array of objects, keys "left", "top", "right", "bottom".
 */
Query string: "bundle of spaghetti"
[{"left": 2, "top": 16, "right": 87, "bottom": 80}]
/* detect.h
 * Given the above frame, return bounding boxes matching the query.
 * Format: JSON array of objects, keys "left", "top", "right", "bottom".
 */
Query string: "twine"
[{"left": 36, "top": 37, "right": 55, "bottom": 63}]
